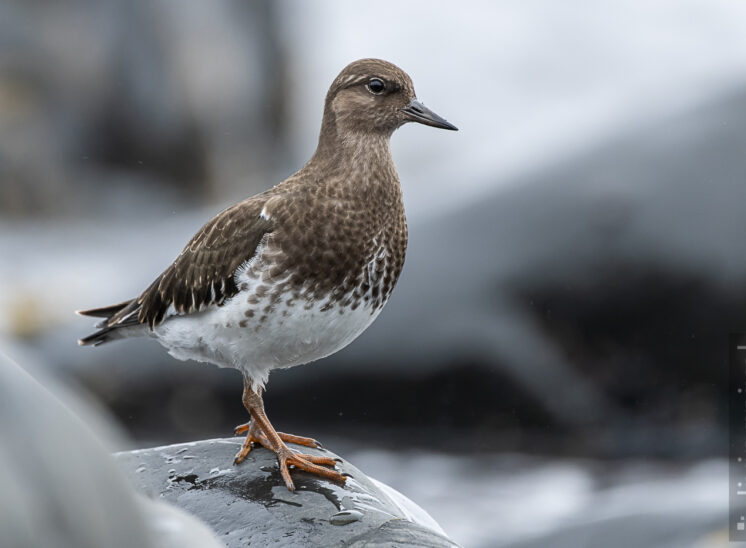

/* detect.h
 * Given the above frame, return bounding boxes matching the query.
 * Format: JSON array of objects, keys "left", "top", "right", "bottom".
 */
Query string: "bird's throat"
[{"left": 312, "top": 113, "right": 396, "bottom": 174}]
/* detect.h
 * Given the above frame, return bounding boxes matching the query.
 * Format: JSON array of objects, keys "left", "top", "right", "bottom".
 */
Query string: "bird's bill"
[{"left": 401, "top": 99, "right": 458, "bottom": 131}]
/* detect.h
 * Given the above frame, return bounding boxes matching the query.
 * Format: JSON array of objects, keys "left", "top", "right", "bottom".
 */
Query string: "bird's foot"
[
  {"left": 274, "top": 444, "right": 346, "bottom": 492},
  {"left": 233, "top": 420, "right": 344, "bottom": 490},
  {"left": 234, "top": 421, "right": 322, "bottom": 449},
  {"left": 233, "top": 420, "right": 268, "bottom": 464}
]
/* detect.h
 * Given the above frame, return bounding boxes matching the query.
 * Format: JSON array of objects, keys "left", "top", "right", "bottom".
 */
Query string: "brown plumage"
[{"left": 78, "top": 58, "right": 456, "bottom": 491}]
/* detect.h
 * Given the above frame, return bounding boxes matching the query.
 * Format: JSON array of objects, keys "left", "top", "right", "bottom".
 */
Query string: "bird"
[{"left": 78, "top": 58, "right": 457, "bottom": 491}]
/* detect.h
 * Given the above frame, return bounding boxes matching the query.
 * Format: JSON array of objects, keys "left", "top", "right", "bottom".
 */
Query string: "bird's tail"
[
  {"left": 77, "top": 301, "right": 131, "bottom": 320},
  {"left": 77, "top": 299, "right": 138, "bottom": 346}
]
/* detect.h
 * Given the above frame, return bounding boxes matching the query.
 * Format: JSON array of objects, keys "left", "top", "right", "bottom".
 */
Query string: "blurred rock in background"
[
  {"left": 0, "top": 351, "right": 224, "bottom": 548},
  {"left": 0, "top": 0, "right": 288, "bottom": 219}
]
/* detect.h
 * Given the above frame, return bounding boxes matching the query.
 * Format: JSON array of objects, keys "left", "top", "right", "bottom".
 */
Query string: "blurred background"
[{"left": 1, "top": 1, "right": 746, "bottom": 546}]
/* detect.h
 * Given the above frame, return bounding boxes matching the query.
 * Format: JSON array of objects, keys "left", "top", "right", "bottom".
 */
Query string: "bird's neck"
[{"left": 308, "top": 117, "right": 398, "bottom": 186}]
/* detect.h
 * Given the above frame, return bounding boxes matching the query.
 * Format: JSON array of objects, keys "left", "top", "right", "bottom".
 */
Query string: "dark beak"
[{"left": 401, "top": 99, "right": 458, "bottom": 131}]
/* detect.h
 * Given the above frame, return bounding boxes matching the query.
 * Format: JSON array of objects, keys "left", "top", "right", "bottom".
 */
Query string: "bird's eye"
[{"left": 367, "top": 78, "right": 386, "bottom": 95}]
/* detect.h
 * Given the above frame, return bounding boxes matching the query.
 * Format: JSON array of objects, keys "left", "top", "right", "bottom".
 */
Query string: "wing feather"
[{"left": 107, "top": 197, "right": 273, "bottom": 329}]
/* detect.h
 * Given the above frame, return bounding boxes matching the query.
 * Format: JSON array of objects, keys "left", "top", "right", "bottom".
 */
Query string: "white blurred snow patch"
[
  {"left": 583, "top": 459, "right": 726, "bottom": 522},
  {"left": 348, "top": 450, "right": 728, "bottom": 548},
  {"left": 350, "top": 450, "right": 592, "bottom": 546}
]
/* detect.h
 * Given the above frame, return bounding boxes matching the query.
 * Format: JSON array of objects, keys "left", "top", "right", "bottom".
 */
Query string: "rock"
[
  {"left": 138, "top": 495, "right": 226, "bottom": 548},
  {"left": 115, "top": 438, "right": 459, "bottom": 547},
  {"left": 0, "top": 350, "right": 223, "bottom": 548},
  {"left": 1, "top": 351, "right": 454, "bottom": 547}
]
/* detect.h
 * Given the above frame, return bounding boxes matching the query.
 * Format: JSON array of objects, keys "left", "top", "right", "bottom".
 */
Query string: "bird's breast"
[{"left": 268, "top": 193, "right": 407, "bottom": 310}]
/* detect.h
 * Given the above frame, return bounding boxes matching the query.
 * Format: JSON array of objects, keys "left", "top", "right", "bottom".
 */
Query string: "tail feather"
[
  {"left": 76, "top": 300, "right": 131, "bottom": 319},
  {"left": 78, "top": 326, "right": 119, "bottom": 347},
  {"left": 77, "top": 298, "right": 140, "bottom": 347}
]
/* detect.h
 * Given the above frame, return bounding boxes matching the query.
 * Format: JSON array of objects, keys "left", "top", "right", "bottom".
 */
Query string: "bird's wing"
[{"left": 107, "top": 197, "right": 273, "bottom": 329}]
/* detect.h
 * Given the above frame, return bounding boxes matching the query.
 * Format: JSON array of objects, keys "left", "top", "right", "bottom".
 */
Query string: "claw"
[{"left": 234, "top": 436, "right": 253, "bottom": 464}]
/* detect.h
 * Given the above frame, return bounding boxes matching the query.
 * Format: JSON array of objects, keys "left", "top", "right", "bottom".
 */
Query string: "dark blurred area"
[
  {"left": 2, "top": 1, "right": 746, "bottom": 546},
  {"left": 0, "top": 0, "right": 289, "bottom": 218}
]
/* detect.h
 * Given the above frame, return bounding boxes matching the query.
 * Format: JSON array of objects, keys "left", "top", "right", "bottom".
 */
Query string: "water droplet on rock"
[{"left": 330, "top": 509, "right": 362, "bottom": 526}]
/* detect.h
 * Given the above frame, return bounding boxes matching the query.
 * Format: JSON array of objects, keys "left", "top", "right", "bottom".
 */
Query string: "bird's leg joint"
[{"left": 241, "top": 374, "right": 264, "bottom": 412}]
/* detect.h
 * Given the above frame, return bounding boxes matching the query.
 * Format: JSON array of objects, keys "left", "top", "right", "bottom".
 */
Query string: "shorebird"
[{"left": 78, "top": 58, "right": 457, "bottom": 491}]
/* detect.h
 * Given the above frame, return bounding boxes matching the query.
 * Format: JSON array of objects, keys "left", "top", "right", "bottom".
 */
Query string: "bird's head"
[{"left": 323, "top": 58, "right": 457, "bottom": 138}]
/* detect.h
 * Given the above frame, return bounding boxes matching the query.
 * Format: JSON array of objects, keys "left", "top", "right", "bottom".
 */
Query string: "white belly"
[
  {"left": 149, "top": 232, "right": 394, "bottom": 389},
  {"left": 151, "top": 289, "right": 383, "bottom": 389}
]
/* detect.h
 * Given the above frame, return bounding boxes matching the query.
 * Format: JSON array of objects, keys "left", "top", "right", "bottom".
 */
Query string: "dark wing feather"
[
  {"left": 77, "top": 300, "right": 132, "bottom": 320},
  {"left": 108, "top": 197, "right": 273, "bottom": 329}
]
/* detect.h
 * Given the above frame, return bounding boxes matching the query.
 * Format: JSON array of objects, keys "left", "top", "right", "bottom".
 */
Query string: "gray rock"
[
  {"left": 0, "top": 351, "right": 222, "bottom": 548},
  {"left": 138, "top": 495, "right": 225, "bottom": 548},
  {"left": 115, "top": 438, "right": 459, "bottom": 547},
  {"left": 1, "top": 350, "right": 451, "bottom": 547}
]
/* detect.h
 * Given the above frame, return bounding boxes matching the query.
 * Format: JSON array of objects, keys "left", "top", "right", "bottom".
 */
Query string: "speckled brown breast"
[{"left": 263, "top": 172, "right": 407, "bottom": 316}]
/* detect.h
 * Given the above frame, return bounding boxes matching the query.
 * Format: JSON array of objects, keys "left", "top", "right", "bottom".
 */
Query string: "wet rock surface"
[{"left": 115, "top": 438, "right": 458, "bottom": 547}]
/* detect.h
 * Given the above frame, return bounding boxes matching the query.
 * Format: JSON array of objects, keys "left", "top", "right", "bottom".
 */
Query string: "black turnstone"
[{"left": 78, "top": 58, "right": 457, "bottom": 491}]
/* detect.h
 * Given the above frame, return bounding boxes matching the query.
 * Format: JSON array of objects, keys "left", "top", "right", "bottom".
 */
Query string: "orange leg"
[{"left": 234, "top": 376, "right": 345, "bottom": 491}]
